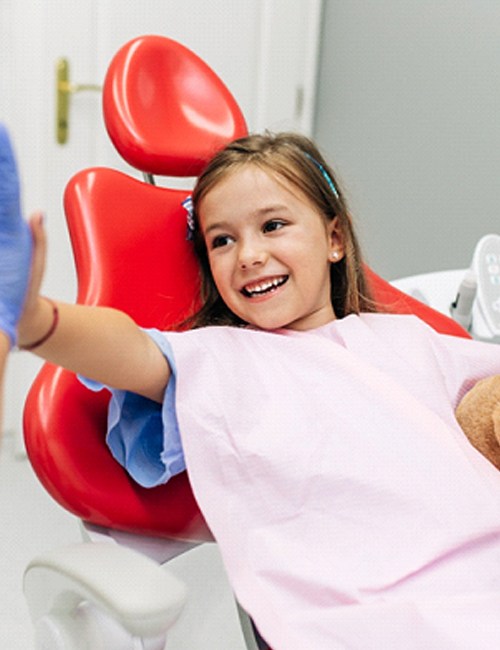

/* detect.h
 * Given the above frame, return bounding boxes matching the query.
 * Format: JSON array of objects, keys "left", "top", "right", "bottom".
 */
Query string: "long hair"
[{"left": 185, "top": 132, "right": 374, "bottom": 328}]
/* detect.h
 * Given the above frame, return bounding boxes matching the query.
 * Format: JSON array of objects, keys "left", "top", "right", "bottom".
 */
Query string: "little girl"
[{"left": 5, "top": 130, "right": 500, "bottom": 648}]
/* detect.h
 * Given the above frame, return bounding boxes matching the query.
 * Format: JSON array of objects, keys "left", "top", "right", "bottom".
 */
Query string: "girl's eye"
[
  {"left": 211, "top": 234, "right": 234, "bottom": 249},
  {"left": 263, "top": 219, "right": 286, "bottom": 233}
]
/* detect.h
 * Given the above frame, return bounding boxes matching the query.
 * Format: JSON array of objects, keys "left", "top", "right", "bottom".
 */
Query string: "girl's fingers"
[{"left": 25, "top": 212, "right": 47, "bottom": 307}]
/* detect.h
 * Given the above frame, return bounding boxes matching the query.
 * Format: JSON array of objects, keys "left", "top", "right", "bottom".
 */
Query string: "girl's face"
[{"left": 198, "top": 165, "right": 344, "bottom": 331}]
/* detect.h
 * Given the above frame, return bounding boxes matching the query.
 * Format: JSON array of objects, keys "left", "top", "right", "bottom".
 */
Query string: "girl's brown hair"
[{"left": 185, "top": 131, "right": 374, "bottom": 328}]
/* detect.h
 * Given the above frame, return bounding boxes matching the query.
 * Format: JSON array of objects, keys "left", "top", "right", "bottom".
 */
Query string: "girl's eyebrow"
[
  {"left": 203, "top": 220, "right": 231, "bottom": 236},
  {"left": 204, "top": 204, "right": 289, "bottom": 236}
]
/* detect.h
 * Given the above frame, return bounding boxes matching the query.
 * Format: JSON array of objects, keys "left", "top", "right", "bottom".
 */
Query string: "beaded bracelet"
[{"left": 19, "top": 298, "right": 59, "bottom": 351}]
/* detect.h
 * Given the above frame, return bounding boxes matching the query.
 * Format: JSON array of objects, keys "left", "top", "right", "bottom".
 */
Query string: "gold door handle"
[{"left": 56, "top": 58, "right": 102, "bottom": 145}]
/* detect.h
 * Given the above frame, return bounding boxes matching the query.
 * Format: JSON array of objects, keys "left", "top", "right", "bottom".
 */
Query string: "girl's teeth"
[{"left": 244, "top": 276, "right": 287, "bottom": 296}]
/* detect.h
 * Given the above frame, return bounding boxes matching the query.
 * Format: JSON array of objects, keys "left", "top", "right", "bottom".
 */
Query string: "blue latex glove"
[{"left": 0, "top": 124, "right": 32, "bottom": 347}]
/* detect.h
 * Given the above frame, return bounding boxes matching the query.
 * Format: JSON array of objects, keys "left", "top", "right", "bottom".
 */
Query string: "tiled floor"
[{"left": 0, "top": 430, "right": 247, "bottom": 649}]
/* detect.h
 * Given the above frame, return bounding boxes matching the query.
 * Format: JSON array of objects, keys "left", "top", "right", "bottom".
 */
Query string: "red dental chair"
[{"left": 22, "top": 35, "right": 470, "bottom": 650}]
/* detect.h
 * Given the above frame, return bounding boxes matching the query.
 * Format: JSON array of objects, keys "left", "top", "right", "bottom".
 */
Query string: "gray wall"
[{"left": 314, "top": 1, "right": 500, "bottom": 280}]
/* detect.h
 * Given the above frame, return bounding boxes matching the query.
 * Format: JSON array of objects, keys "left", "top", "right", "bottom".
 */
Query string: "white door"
[{"left": 1, "top": 0, "right": 322, "bottom": 431}]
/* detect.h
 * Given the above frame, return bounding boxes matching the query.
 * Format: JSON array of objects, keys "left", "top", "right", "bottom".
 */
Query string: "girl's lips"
[{"left": 241, "top": 275, "right": 289, "bottom": 297}]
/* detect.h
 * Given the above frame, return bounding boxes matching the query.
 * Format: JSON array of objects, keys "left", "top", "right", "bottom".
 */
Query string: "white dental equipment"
[
  {"left": 451, "top": 234, "right": 500, "bottom": 343},
  {"left": 393, "top": 234, "right": 500, "bottom": 345}
]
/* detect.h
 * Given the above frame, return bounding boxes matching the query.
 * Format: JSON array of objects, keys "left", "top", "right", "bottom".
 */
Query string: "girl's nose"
[{"left": 237, "top": 239, "right": 266, "bottom": 269}]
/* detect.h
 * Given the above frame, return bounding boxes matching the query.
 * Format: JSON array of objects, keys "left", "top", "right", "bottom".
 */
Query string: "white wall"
[{"left": 314, "top": 1, "right": 500, "bottom": 280}]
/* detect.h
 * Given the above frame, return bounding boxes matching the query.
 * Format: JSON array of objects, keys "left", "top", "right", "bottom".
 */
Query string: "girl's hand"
[
  {"left": 16, "top": 210, "right": 49, "bottom": 350},
  {"left": 0, "top": 124, "right": 33, "bottom": 347},
  {"left": 19, "top": 211, "right": 47, "bottom": 321}
]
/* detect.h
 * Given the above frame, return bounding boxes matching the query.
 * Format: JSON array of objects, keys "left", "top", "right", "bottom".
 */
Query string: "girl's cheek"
[{"left": 209, "top": 259, "right": 225, "bottom": 283}]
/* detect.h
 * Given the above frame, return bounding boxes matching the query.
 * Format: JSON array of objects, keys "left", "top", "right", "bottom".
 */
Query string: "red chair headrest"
[{"left": 103, "top": 35, "right": 248, "bottom": 176}]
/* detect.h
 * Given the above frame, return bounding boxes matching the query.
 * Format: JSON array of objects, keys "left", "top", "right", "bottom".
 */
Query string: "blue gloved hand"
[{"left": 0, "top": 124, "right": 33, "bottom": 347}]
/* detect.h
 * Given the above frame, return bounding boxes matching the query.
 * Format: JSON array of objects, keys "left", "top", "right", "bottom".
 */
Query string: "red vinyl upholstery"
[
  {"left": 103, "top": 35, "right": 247, "bottom": 177},
  {"left": 24, "top": 170, "right": 212, "bottom": 540}
]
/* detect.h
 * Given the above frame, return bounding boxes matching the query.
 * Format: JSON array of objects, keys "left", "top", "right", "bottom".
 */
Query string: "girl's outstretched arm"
[{"left": 17, "top": 214, "right": 171, "bottom": 403}]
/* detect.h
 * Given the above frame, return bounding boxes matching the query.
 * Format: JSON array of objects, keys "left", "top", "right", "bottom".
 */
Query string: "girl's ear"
[{"left": 327, "top": 217, "right": 345, "bottom": 262}]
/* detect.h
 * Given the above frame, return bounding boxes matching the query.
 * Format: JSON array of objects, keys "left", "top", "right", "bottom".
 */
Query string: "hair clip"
[
  {"left": 182, "top": 195, "right": 195, "bottom": 240},
  {"left": 304, "top": 153, "right": 340, "bottom": 200}
]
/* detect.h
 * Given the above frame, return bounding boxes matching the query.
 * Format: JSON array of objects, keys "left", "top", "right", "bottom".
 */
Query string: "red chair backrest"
[
  {"left": 23, "top": 35, "right": 470, "bottom": 541},
  {"left": 24, "top": 170, "right": 212, "bottom": 539}
]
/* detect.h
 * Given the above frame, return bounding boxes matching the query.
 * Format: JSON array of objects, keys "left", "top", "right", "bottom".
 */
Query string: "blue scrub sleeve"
[{"left": 78, "top": 328, "right": 186, "bottom": 488}]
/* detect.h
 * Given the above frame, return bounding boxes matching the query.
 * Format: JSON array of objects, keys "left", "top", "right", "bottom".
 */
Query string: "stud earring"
[{"left": 330, "top": 251, "right": 340, "bottom": 261}]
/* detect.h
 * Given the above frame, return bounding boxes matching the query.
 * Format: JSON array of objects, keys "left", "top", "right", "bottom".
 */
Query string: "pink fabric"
[{"left": 163, "top": 314, "right": 500, "bottom": 649}]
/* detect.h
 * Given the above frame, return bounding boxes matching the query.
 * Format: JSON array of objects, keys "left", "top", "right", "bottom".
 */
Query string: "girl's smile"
[
  {"left": 241, "top": 274, "right": 288, "bottom": 298},
  {"left": 198, "top": 165, "right": 344, "bottom": 331}
]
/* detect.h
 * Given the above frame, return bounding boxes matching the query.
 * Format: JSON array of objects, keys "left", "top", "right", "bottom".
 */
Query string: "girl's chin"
[{"left": 240, "top": 314, "right": 293, "bottom": 331}]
